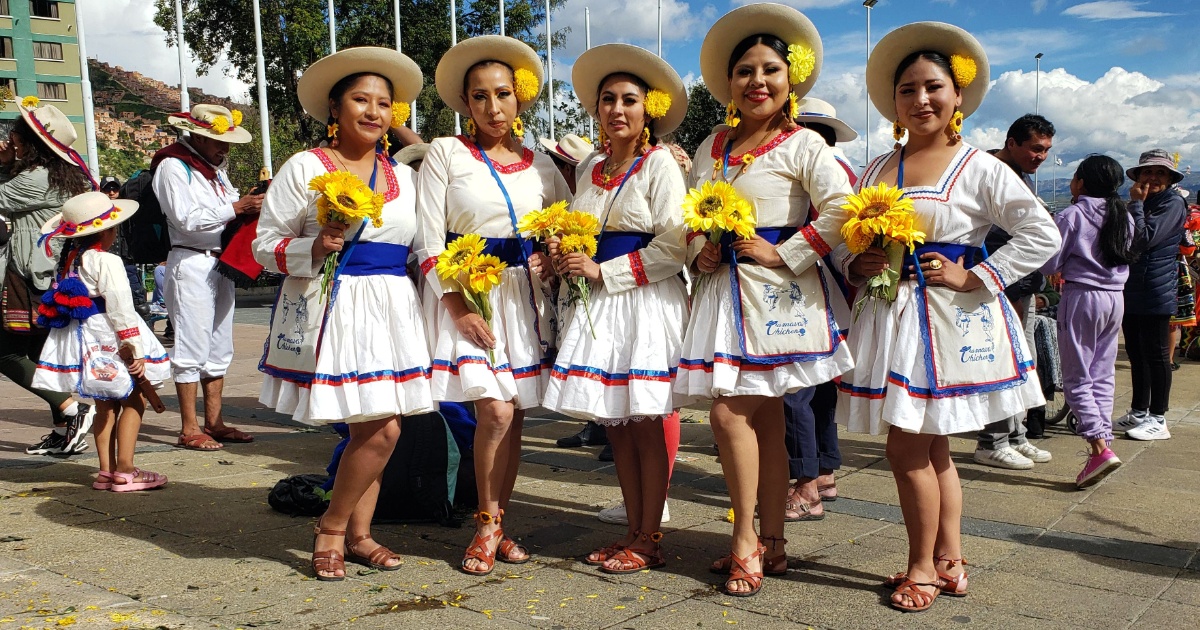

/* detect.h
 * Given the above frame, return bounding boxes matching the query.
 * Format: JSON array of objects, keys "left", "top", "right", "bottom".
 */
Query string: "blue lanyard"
[
  {"left": 896, "top": 146, "right": 906, "bottom": 188},
  {"left": 333, "top": 153, "right": 380, "bottom": 277},
  {"left": 475, "top": 142, "right": 528, "bottom": 264},
  {"left": 597, "top": 155, "right": 645, "bottom": 245},
  {"left": 721, "top": 139, "right": 735, "bottom": 182}
]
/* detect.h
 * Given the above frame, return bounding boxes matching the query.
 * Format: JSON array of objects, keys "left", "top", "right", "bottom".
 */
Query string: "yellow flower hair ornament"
[
  {"left": 210, "top": 116, "right": 231, "bottom": 134},
  {"left": 948, "top": 110, "right": 964, "bottom": 142},
  {"left": 786, "top": 44, "right": 816, "bottom": 86},
  {"left": 788, "top": 92, "right": 800, "bottom": 119},
  {"left": 513, "top": 68, "right": 540, "bottom": 102},
  {"left": 21, "top": 96, "right": 39, "bottom": 109},
  {"left": 949, "top": 54, "right": 977, "bottom": 88},
  {"left": 643, "top": 89, "right": 672, "bottom": 120},
  {"left": 724, "top": 101, "right": 740, "bottom": 129},
  {"left": 326, "top": 123, "right": 339, "bottom": 139},
  {"left": 231, "top": 110, "right": 244, "bottom": 127},
  {"left": 396, "top": 101, "right": 415, "bottom": 128}
]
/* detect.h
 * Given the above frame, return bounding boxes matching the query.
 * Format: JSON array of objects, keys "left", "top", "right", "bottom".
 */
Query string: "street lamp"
[
  {"left": 1034, "top": 52, "right": 1043, "bottom": 114},
  {"left": 863, "top": 0, "right": 878, "bottom": 166}
]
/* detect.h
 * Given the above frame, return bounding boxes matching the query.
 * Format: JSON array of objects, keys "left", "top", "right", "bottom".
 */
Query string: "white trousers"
[{"left": 164, "top": 249, "right": 235, "bottom": 383}]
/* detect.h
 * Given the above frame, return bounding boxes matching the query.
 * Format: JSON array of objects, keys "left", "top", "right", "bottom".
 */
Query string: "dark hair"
[
  {"left": 597, "top": 72, "right": 659, "bottom": 147},
  {"left": 1075, "top": 154, "right": 1133, "bottom": 266},
  {"left": 893, "top": 51, "right": 956, "bottom": 89},
  {"left": 1006, "top": 114, "right": 1056, "bottom": 145},
  {"left": 462, "top": 60, "right": 515, "bottom": 96},
  {"left": 10, "top": 119, "right": 90, "bottom": 198},
  {"left": 727, "top": 33, "right": 790, "bottom": 78},
  {"left": 806, "top": 122, "right": 837, "bottom": 147},
  {"left": 325, "top": 72, "right": 395, "bottom": 134},
  {"left": 55, "top": 232, "right": 105, "bottom": 277}
]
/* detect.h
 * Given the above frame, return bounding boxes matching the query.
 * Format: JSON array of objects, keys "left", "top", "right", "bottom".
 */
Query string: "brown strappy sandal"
[
  {"left": 710, "top": 537, "right": 787, "bottom": 576},
  {"left": 494, "top": 509, "right": 530, "bottom": 564},
  {"left": 461, "top": 511, "right": 504, "bottom": 576},
  {"left": 346, "top": 534, "right": 404, "bottom": 571},
  {"left": 312, "top": 521, "right": 346, "bottom": 582},
  {"left": 600, "top": 531, "right": 667, "bottom": 575},
  {"left": 934, "top": 555, "right": 969, "bottom": 596},
  {"left": 890, "top": 579, "right": 939, "bottom": 613},
  {"left": 585, "top": 540, "right": 629, "bottom": 566},
  {"left": 724, "top": 542, "right": 766, "bottom": 597}
]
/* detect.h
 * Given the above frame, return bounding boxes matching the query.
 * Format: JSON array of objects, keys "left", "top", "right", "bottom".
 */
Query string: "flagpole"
[
  {"left": 451, "top": 0, "right": 460, "bottom": 134},
  {"left": 499, "top": 0, "right": 505, "bottom": 36},
  {"left": 174, "top": 0, "right": 188, "bottom": 110},
  {"left": 657, "top": 0, "right": 662, "bottom": 57},
  {"left": 328, "top": 0, "right": 337, "bottom": 53},
  {"left": 585, "top": 6, "right": 592, "bottom": 141},
  {"left": 252, "top": 0, "right": 272, "bottom": 176},
  {"left": 394, "top": 0, "right": 417, "bottom": 133},
  {"left": 546, "top": 0, "right": 554, "bottom": 139},
  {"left": 75, "top": 0, "right": 98, "bottom": 176}
]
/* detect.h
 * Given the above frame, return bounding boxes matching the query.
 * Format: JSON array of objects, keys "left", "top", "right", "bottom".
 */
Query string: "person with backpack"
[
  {"left": 151, "top": 104, "right": 263, "bottom": 451},
  {"left": 1, "top": 98, "right": 97, "bottom": 456}
]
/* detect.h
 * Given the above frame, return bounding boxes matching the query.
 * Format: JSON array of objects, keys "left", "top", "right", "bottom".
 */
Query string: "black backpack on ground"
[
  {"left": 119, "top": 164, "right": 183, "bottom": 265},
  {"left": 268, "top": 473, "right": 330, "bottom": 517},
  {"left": 374, "top": 412, "right": 460, "bottom": 527}
]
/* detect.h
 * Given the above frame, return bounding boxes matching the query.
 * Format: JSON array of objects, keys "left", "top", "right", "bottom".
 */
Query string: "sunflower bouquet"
[
  {"left": 557, "top": 210, "right": 601, "bottom": 338},
  {"left": 308, "top": 171, "right": 385, "bottom": 301},
  {"left": 840, "top": 183, "right": 926, "bottom": 316},
  {"left": 682, "top": 181, "right": 756, "bottom": 246},
  {"left": 436, "top": 234, "right": 508, "bottom": 363},
  {"left": 516, "top": 200, "right": 570, "bottom": 251}
]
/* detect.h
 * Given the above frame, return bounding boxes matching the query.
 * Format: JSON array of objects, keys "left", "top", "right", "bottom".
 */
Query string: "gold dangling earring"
[
  {"left": 724, "top": 101, "right": 741, "bottom": 128},
  {"left": 893, "top": 120, "right": 906, "bottom": 150},
  {"left": 511, "top": 116, "right": 525, "bottom": 139},
  {"left": 326, "top": 119, "right": 339, "bottom": 148},
  {"left": 464, "top": 118, "right": 476, "bottom": 137},
  {"left": 598, "top": 128, "right": 611, "bottom": 155},
  {"left": 639, "top": 127, "right": 650, "bottom": 150},
  {"left": 788, "top": 93, "right": 800, "bottom": 121},
  {"left": 946, "top": 110, "right": 964, "bottom": 143},
  {"left": 380, "top": 133, "right": 390, "bottom": 154}
]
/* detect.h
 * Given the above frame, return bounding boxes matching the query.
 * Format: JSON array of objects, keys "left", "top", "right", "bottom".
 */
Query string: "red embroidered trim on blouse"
[
  {"left": 709, "top": 127, "right": 803, "bottom": 164},
  {"left": 590, "top": 146, "right": 659, "bottom": 190},
  {"left": 686, "top": 231, "right": 704, "bottom": 244},
  {"left": 307, "top": 148, "right": 400, "bottom": 202},
  {"left": 801, "top": 225, "right": 831, "bottom": 258},
  {"left": 420, "top": 256, "right": 438, "bottom": 275},
  {"left": 628, "top": 251, "right": 649, "bottom": 286},
  {"left": 457, "top": 136, "right": 535, "bottom": 173},
  {"left": 117, "top": 327, "right": 140, "bottom": 340},
  {"left": 274, "top": 238, "right": 292, "bottom": 275}
]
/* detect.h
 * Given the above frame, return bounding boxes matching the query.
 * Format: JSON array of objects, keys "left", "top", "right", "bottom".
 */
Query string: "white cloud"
[
  {"left": 974, "top": 28, "right": 1076, "bottom": 67},
  {"left": 1032, "top": 0, "right": 1049, "bottom": 13},
  {"left": 554, "top": 0, "right": 707, "bottom": 60},
  {"left": 1062, "top": 1, "right": 1173, "bottom": 20},
  {"left": 80, "top": 0, "right": 251, "bottom": 102},
  {"left": 731, "top": 0, "right": 857, "bottom": 8}
]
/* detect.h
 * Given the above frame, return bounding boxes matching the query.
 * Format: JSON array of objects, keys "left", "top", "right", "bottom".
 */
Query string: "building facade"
[{"left": 0, "top": 0, "right": 87, "bottom": 162}]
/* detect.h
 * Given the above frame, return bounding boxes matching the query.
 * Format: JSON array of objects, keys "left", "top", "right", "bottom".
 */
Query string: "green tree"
[
  {"left": 97, "top": 146, "right": 149, "bottom": 180},
  {"left": 154, "top": 0, "right": 569, "bottom": 145},
  {"left": 674, "top": 82, "right": 723, "bottom": 158}
]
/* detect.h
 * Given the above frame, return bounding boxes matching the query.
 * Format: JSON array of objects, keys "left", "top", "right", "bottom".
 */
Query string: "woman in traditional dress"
[
  {"left": 834, "top": 23, "right": 1059, "bottom": 612},
  {"left": 541, "top": 43, "right": 688, "bottom": 573},
  {"left": 675, "top": 4, "right": 856, "bottom": 597},
  {"left": 253, "top": 47, "right": 432, "bottom": 581},
  {"left": 415, "top": 36, "right": 571, "bottom": 576}
]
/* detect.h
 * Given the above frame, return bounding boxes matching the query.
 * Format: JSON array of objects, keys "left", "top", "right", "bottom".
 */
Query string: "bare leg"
[
  {"left": 930, "top": 435, "right": 964, "bottom": 580},
  {"left": 113, "top": 391, "right": 146, "bottom": 474},
  {"left": 175, "top": 381, "right": 200, "bottom": 436},
  {"left": 588, "top": 424, "right": 639, "bottom": 564},
  {"left": 201, "top": 376, "right": 223, "bottom": 430},
  {"left": 498, "top": 409, "right": 525, "bottom": 512},
  {"left": 603, "top": 418, "right": 670, "bottom": 572},
  {"left": 886, "top": 427, "right": 941, "bottom": 606},
  {"left": 345, "top": 474, "right": 402, "bottom": 569},
  {"left": 90, "top": 401, "right": 117, "bottom": 481},
  {"left": 710, "top": 395, "right": 769, "bottom": 594},
  {"left": 465, "top": 398, "right": 516, "bottom": 573},
  {"left": 753, "top": 397, "right": 789, "bottom": 548}
]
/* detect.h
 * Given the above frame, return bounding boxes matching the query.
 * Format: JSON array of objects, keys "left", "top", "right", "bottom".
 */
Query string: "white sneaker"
[
  {"left": 973, "top": 446, "right": 1034, "bottom": 470},
  {"left": 1125, "top": 415, "right": 1171, "bottom": 441},
  {"left": 1012, "top": 442, "right": 1052, "bottom": 463},
  {"left": 1114, "top": 409, "right": 1149, "bottom": 433},
  {"left": 597, "top": 501, "right": 671, "bottom": 525}
]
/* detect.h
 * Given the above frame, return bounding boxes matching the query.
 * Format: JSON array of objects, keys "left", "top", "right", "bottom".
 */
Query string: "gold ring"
[{"left": 928, "top": 259, "right": 943, "bottom": 270}]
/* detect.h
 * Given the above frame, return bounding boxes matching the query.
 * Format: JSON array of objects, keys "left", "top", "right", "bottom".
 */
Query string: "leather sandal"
[
  {"left": 934, "top": 555, "right": 969, "bottom": 596},
  {"left": 600, "top": 532, "right": 666, "bottom": 575},
  {"left": 312, "top": 521, "right": 347, "bottom": 582},
  {"left": 346, "top": 534, "right": 403, "bottom": 571},
  {"left": 494, "top": 509, "right": 530, "bottom": 564},
  {"left": 818, "top": 484, "right": 838, "bottom": 502},
  {"left": 724, "top": 542, "right": 766, "bottom": 597},
  {"left": 710, "top": 536, "right": 787, "bottom": 576},
  {"left": 784, "top": 496, "right": 824, "bottom": 522},
  {"left": 461, "top": 511, "right": 504, "bottom": 576},
  {"left": 585, "top": 540, "right": 628, "bottom": 566},
  {"left": 890, "top": 579, "right": 939, "bottom": 613}
]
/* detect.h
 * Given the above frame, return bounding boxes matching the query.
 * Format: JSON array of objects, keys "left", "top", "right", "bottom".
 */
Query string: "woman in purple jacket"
[{"left": 1041, "top": 155, "right": 1136, "bottom": 488}]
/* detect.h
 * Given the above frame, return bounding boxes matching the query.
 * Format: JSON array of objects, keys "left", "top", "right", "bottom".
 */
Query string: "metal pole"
[
  {"left": 75, "top": 0, "right": 98, "bottom": 177},
  {"left": 499, "top": 0, "right": 505, "bottom": 36},
  {"left": 328, "top": 0, "right": 337, "bottom": 53},
  {"left": 546, "top": 0, "right": 554, "bottom": 139},
  {"left": 252, "top": 0, "right": 272, "bottom": 176},
  {"left": 394, "top": 0, "right": 417, "bottom": 133},
  {"left": 452, "top": 0, "right": 460, "bottom": 134},
  {"left": 585, "top": 7, "right": 592, "bottom": 141},
  {"left": 864, "top": 3, "right": 871, "bottom": 165},
  {"left": 657, "top": 0, "right": 662, "bottom": 57},
  {"left": 174, "top": 0, "right": 188, "bottom": 111},
  {"left": 1035, "top": 57, "right": 1040, "bottom": 114}
]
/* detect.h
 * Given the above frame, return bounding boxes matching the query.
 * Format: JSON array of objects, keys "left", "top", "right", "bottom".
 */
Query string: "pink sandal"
[
  {"left": 110, "top": 469, "right": 167, "bottom": 492},
  {"left": 92, "top": 471, "right": 115, "bottom": 491}
]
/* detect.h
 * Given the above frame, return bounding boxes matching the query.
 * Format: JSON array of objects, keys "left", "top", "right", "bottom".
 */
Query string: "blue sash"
[
  {"left": 340, "top": 242, "right": 409, "bottom": 277},
  {"left": 904, "top": 242, "right": 985, "bottom": 283},
  {"left": 719, "top": 226, "right": 798, "bottom": 264},
  {"left": 446, "top": 231, "right": 534, "bottom": 267},
  {"left": 596, "top": 231, "right": 654, "bottom": 263}
]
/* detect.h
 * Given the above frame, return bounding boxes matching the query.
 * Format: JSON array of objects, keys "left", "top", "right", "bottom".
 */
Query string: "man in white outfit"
[{"left": 153, "top": 104, "right": 262, "bottom": 451}]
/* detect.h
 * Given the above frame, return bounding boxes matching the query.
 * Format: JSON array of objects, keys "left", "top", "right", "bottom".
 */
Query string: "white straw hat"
[
  {"left": 794, "top": 97, "right": 857, "bottom": 143},
  {"left": 297, "top": 47, "right": 424, "bottom": 123},
  {"left": 18, "top": 98, "right": 94, "bottom": 183},
  {"left": 699, "top": 3, "right": 823, "bottom": 105},
  {"left": 571, "top": 43, "right": 689, "bottom": 136},
  {"left": 539, "top": 134, "right": 594, "bottom": 166},
  {"left": 436, "top": 35, "right": 544, "bottom": 117},
  {"left": 167, "top": 104, "right": 253, "bottom": 143},
  {"left": 865, "top": 21, "right": 989, "bottom": 122},
  {"left": 40, "top": 191, "right": 139, "bottom": 241}
]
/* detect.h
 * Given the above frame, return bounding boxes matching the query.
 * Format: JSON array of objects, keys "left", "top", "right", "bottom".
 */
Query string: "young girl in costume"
[
  {"left": 1041, "top": 155, "right": 1135, "bottom": 488},
  {"left": 33, "top": 191, "right": 171, "bottom": 491}
]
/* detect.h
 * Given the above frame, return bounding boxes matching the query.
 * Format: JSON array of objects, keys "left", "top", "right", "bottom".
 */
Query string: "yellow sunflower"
[
  {"left": 560, "top": 233, "right": 598, "bottom": 258},
  {"left": 436, "top": 233, "right": 487, "bottom": 281},
  {"left": 682, "top": 181, "right": 746, "bottom": 235},
  {"left": 467, "top": 254, "right": 507, "bottom": 293},
  {"left": 309, "top": 171, "right": 384, "bottom": 227},
  {"left": 561, "top": 210, "right": 600, "bottom": 236},
  {"left": 21, "top": 96, "right": 39, "bottom": 109},
  {"left": 840, "top": 183, "right": 924, "bottom": 254},
  {"left": 518, "top": 201, "right": 570, "bottom": 240}
]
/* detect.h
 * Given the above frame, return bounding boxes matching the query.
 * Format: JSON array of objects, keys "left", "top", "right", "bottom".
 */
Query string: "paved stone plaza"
[{"left": 1, "top": 301, "right": 1198, "bottom": 629}]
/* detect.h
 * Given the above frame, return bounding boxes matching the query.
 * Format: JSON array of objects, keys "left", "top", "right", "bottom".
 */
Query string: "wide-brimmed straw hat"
[
  {"left": 298, "top": 47, "right": 424, "bottom": 123},
  {"left": 436, "top": 35, "right": 544, "bottom": 117},
  {"left": 394, "top": 143, "right": 430, "bottom": 168},
  {"left": 40, "top": 192, "right": 139, "bottom": 241},
  {"left": 167, "top": 104, "right": 253, "bottom": 143},
  {"left": 18, "top": 98, "right": 93, "bottom": 174},
  {"left": 572, "top": 43, "right": 688, "bottom": 136},
  {"left": 794, "top": 97, "right": 857, "bottom": 143},
  {"left": 1127, "top": 149, "right": 1185, "bottom": 184},
  {"left": 866, "top": 21, "right": 989, "bottom": 122},
  {"left": 700, "top": 3, "right": 823, "bottom": 105},
  {"left": 539, "top": 134, "right": 593, "bottom": 166}
]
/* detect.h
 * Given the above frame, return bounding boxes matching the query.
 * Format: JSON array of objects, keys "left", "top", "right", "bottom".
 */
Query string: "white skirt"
[
  {"left": 259, "top": 274, "right": 434, "bottom": 425},
  {"left": 674, "top": 263, "right": 854, "bottom": 399},
  {"left": 836, "top": 281, "right": 1045, "bottom": 435},
  {"left": 33, "top": 319, "right": 172, "bottom": 395},
  {"left": 543, "top": 276, "right": 687, "bottom": 423},
  {"left": 429, "top": 266, "right": 549, "bottom": 409}
]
